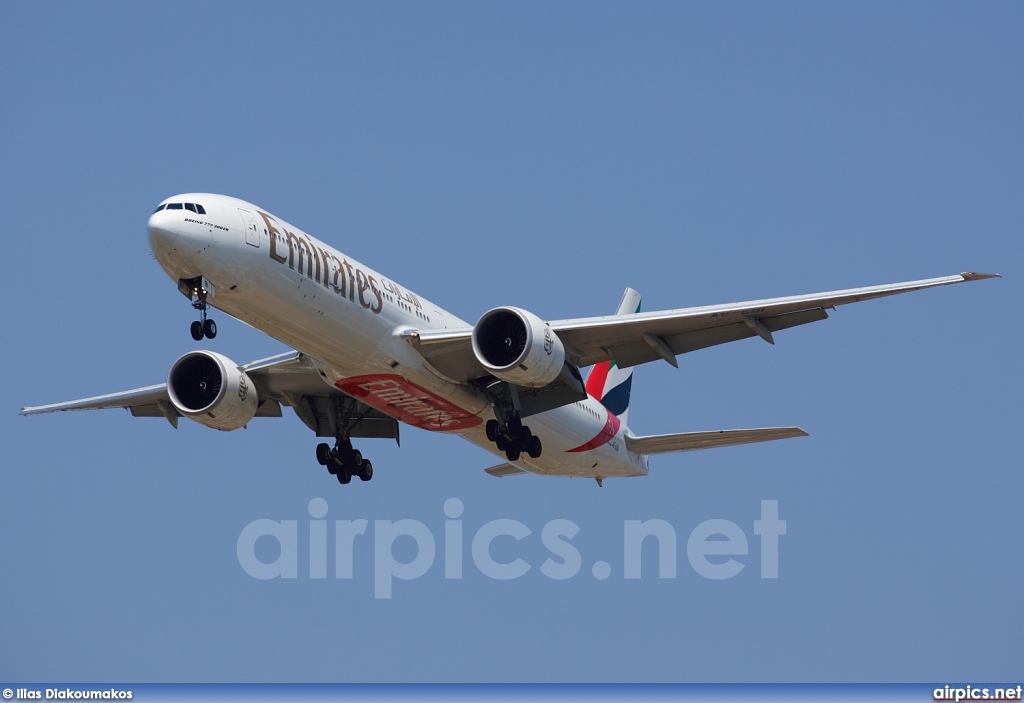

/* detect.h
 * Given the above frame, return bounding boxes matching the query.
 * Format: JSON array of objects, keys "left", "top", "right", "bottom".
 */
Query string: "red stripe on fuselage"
[
  {"left": 336, "top": 374, "right": 482, "bottom": 432},
  {"left": 566, "top": 409, "right": 621, "bottom": 453}
]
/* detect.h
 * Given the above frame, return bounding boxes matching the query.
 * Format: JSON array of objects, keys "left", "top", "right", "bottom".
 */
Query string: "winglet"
[{"left": 960, "top": 272, "right": 1001, "bottom": 281}]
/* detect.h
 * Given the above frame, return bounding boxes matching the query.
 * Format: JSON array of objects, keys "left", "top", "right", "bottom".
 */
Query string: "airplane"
[{"left": 20, "top": 193, "right": 1000, "bottom": 487}]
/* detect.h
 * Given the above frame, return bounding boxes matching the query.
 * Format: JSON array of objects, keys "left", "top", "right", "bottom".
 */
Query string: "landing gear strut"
[
  {"left": 481, "top": 381, "right": 543, "bottom": 462},
  {"left": 300, "top": 395, "right": 391, "bottom": 487},
  {"left": 181, "top": 277, "right": 217, "bottom": 340},
  {"left": 316, "top": 438, "right": 373, "bottom": 485}
]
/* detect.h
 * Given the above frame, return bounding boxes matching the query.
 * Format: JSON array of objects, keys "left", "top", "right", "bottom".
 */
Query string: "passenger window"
[
  {"left": 167, "top": 203, "right": 183, "bottom": 210},
  {"left": 153, "top": 204, "right": 166, "bottom": 213},
  {"left": 185, "top": 203, "right": 197, "bottom": 213},
  {"left": 195, "top": 204, "right": 206, "bottom": 215}
]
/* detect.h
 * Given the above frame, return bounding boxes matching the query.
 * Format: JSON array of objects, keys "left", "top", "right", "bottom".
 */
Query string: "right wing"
[
  {"left": 19, "top": 384, "right": 174, "bottom": 416},
  {"left": 20, "top": 351, "right": 399, "bottom": 440},
  {"left": 624, "top": 427, "right": 808, "bottom": 455}
]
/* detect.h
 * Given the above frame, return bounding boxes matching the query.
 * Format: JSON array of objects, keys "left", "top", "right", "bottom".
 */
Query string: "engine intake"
[
  {"left": 471, "top": 307, "right": 566, "bottom": 388},
  {"left": 167, "top": 351, "right": 258, "bottom": 431}
]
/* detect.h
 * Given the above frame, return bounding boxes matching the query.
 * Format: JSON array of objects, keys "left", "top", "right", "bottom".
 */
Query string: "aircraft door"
[{"left": 238, "top": 208, "right": 260, "bottom": 248}]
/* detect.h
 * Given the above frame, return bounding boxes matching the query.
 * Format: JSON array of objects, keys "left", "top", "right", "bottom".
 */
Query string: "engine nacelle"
[
  {"left": 471, "top": 307, "right": 566, "bottom": 388},
  {"left": 167, "top": 351, "right": 258, "bottom": 431}
]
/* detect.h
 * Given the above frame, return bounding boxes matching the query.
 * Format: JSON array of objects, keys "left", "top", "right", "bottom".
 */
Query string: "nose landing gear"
[
  {"left": 189, "top": 293, "right": 216, "bottom": 340},
  {"left": 180, "top": 276, "right": 217, "bottom": 340}
]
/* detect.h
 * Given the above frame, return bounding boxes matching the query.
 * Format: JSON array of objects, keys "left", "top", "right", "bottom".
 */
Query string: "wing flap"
[
  {"left": 128, "top": 403, "right": 168, "bottom": 418},
  {"left": 625, "top": 427, "right": 808, "bottom": 455}
]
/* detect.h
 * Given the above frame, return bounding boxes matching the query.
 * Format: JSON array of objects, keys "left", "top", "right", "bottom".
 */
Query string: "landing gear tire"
[
  {"left": 487, "top": 412, "right": 539, "bottom": 458},
  {"left": 190, "top": 321, "right": 204, "bottom": 341},
  {"left": 359, "top": 459, "right": 373, "bottom": 481},
  {"left": 507, "top": 415, "right": 525, "bottom": 439},
  {"left": 203, "top": 319, "right": 217, "bottom": 339},
  {"left": 322, "top": 437, "right": 373, "bottom": 485}
]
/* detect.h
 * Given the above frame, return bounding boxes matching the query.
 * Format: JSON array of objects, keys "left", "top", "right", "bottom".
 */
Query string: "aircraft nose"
[{"left": 148, "top": 208, "right": 179, "bottom": 250}]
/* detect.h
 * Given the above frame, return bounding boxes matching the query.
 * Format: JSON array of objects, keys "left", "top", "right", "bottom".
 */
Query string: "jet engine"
[
  {"left": 471, "top": 307, "right": 566, "bottom": 388},
  {"left": 167, "top": 351, "right": 259, "bottom": 431}
]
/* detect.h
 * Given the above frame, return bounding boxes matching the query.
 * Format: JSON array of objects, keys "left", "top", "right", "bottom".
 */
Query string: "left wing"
[
  {"left": 20, "top": 351, "right": 399, "bottom": 440},
  {"left": 413, "top": 272, "right": 999, "bottom": 376}
]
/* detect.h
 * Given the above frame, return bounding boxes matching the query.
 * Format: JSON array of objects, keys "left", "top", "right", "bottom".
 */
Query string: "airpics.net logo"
[{"left": 237, "top": 499, "right": 787, "bottom": 599}]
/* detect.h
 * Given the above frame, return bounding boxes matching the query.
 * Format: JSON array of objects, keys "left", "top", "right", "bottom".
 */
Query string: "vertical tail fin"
[{"left": 585, "top": 288, "right": 641, "bottom": 427}]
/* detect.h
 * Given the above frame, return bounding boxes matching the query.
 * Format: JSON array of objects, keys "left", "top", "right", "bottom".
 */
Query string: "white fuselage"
[{"left": 147, "top": 193, "right": 648, "bottom": 479}]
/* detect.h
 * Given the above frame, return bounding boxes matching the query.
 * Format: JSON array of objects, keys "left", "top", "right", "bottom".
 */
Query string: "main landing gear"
[
  {"left": 316, "top": 438, "right": 373, "bottom": 485},
  {"left": 486, "top": 415, "right": 542, "bottom": 463},
  {"left": 479, "top": 381, "right": 543, "bottom": 463}
]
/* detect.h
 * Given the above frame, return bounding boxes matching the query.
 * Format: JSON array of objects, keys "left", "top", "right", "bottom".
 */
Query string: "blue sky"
[{"left": 1, "top": 1, "right": 1021, "bottom": 683}]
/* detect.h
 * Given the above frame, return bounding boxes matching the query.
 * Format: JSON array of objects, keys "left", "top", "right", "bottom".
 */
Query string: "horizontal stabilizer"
[
  {"left": 484, "top": 463, "right": 528, "bottom": 478},
  {"left": 625, "top": 427, "right": 808, "bottom": 455}
]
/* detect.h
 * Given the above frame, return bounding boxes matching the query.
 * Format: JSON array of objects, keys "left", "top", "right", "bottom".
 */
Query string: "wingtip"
[{"left": 960, "top": 271, "right": 1001, "bottom": 281}]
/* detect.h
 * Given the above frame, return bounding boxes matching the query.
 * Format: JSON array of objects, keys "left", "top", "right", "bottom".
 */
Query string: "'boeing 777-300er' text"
[{"left": 21, "top": 194, "right": 1000, "bottom": 486}]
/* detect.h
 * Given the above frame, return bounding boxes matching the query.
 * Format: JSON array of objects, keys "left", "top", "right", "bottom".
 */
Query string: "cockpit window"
[{"left": 154, "top": 202, "right": 205, "bottom": 214}]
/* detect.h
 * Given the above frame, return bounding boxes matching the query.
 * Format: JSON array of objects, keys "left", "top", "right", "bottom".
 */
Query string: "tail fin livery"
[{"left": 585, "top": 287, "right": 641, "bottom": 426}]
